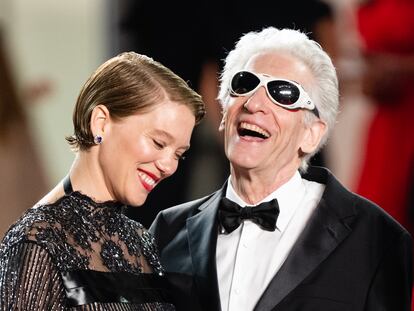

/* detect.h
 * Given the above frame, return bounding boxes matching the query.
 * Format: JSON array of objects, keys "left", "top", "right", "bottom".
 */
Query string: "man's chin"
[{"left": 229, "top": 157, "right": 264, "bottom": 171}]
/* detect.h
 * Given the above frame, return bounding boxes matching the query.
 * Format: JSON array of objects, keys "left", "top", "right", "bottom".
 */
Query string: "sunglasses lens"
[
  {"left": 267, "top": 80, "right": 300, "bottom": 106},
  {"left": 231, "top": 71, "right": 260, "bottom": 94}
]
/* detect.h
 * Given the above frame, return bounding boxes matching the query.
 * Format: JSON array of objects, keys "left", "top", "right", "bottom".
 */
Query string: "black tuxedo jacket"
[{"left": 150, "top": 167, "right": 412, "bottom": 310}]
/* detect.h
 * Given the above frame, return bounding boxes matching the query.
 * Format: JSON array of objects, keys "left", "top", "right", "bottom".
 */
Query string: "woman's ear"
[
  {"left": 300, "top": 119, "right": 327, "bottom": 154},
  {"left": 90, "top": 105, "right": 110, "bottom": 137}
]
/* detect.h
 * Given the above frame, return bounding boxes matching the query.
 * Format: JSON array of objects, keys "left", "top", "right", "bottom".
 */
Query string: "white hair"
[{"left": 218, "top": 27, "right": 339, "bottom": 171}]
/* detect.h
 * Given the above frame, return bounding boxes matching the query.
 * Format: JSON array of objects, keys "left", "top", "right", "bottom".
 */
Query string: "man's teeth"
[
  {"left": 240, "top": 122, "right": 270, "bottom": 138},
  {"left": 138, "top": 172, "right": 156, "bottom": 186}
]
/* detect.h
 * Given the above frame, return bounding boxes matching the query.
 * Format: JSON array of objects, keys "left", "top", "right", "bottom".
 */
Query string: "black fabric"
[
  {"left": 0, "top": 187, "right": 170, "bottom": 310},
  {"left": 63, "top": 174, "right": 73, "bottom": 195},
  {"left": 150, "top": 166, "right": 413, "bottom": 311},
  {"left": 163, "top": 272, "right": 204, "bottom": 311},
  {"left": 218, "top": 197, "right": 279, "bottom": 233},
  {"left": 62, "top": 270, "right": 173, "bottom": 307}
]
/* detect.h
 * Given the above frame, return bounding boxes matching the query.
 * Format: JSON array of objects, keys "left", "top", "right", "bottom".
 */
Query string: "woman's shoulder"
[
  {"left": 1, "top": 184, "right": 70, "bottom": 246},
  {"left": 0, "top": 195, "right": 95, "bottom": 271},
  {"left": 0, "top": 202, "right": 61, "bottom": 253}
]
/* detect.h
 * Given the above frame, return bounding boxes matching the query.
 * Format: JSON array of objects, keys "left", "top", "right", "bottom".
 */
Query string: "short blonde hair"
[{"left": 66, "top": 52, "right": 205, "bottom": 151}]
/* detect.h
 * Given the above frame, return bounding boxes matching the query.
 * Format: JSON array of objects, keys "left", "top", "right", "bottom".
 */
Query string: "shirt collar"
[{"left": 225, "top": 171, "right": 306, "bottom": 232}]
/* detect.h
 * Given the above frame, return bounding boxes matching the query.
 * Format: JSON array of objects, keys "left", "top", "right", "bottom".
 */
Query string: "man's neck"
[{"left": 229, "top": 165, "right": 298, "bottom": 205}]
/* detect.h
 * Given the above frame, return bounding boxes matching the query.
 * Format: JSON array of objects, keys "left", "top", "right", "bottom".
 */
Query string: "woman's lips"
[{"left": 138, "top": 169, "right": 159, "bottom": 192}]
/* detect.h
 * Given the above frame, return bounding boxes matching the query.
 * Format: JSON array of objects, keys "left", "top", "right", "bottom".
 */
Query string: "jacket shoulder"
[
  {"left": 157, "top": 192, "right": 218, "bottom": 224},
  {"left": 352, "top": 191, "right": 411, "bottom": 238},
  {"left": 149, "top": 190, "right": 221, "bottom": 250}
]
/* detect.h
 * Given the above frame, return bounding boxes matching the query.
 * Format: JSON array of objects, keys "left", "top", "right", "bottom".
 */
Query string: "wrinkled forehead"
[{"left": 242, "top": 52, "right": 314, "bottom": 90}]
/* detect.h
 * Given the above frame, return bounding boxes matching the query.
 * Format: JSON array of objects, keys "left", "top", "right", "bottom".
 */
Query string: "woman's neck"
[{"left": 68, "top": 151, "right": 114, "bottom": 203}]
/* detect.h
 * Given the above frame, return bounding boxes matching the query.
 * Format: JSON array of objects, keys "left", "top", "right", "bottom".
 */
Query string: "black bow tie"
[{"left": 218, "top": 197, "right": 279, "bottom": 233}]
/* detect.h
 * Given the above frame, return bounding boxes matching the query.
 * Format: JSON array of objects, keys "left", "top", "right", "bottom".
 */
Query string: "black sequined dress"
[{"left": 0, "top": 183, "right": 175, "bottom": 311}]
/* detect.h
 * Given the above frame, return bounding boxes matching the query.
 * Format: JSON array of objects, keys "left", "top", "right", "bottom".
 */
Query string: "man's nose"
[{"left": 243, "top": 86, "right": 270, "bottom": 113}]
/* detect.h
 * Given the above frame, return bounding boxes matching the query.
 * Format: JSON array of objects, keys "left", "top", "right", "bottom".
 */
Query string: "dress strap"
[{"left": 63, "top": 175, "right": 74, "bottom": 195}]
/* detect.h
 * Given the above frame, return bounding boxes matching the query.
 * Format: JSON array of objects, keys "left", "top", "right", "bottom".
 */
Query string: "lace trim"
[{"left": 1, "top": 191, "right": 164, "bottom": 275}]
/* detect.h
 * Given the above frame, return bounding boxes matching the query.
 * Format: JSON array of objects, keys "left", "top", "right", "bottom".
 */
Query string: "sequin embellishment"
[{"left": 0, "top": 191, "right": 164, "bottom": 274}]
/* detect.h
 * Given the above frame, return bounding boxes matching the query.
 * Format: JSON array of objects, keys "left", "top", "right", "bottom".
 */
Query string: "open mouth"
[
  {"left": 138, "top": 170, "right": 159, "bottom": 192},
  {"left": 238, "top": 122, "right": 270, "bottom": 139}
]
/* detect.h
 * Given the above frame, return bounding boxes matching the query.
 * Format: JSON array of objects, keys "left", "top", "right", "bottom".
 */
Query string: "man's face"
[{"left": 222, "top": 52, "right": 320, "bottom": 177}]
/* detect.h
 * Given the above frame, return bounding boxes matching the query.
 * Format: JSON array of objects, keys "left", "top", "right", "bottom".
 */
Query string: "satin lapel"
[
  {"left": 254, "top": 176, "right": 356, "bottom": 311},
  {"left": 187, "top": 188, "right": 224, "bottom": 311}
]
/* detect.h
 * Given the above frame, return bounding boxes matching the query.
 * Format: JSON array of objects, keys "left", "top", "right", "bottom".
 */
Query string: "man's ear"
[
  {"left": 90, "top": 104, "right": 110, "bottom": 137},
  {"left": 218, "top": 110, "right": 227, "bottom": 131},
  {"left": 300, "top": 119, "right": 327, "bottom": 154}
]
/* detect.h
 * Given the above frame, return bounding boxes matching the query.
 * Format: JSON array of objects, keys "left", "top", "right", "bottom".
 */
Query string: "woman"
[{"left": 0, "top": 52, "right": 205, "bottom": 310}]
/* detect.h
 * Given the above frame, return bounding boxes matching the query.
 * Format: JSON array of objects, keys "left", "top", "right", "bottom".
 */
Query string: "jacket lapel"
[
  {"left": 254, "top": 168, "right": 357, "bottom": 311},
  {"left": 187, "top": 186, "right": 225, "bottom": 311}
]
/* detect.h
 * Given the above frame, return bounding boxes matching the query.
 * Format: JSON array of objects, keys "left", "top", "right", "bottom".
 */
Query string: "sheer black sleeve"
[{"left": 0, "top": 241, "right": 66, "bottom": 310}]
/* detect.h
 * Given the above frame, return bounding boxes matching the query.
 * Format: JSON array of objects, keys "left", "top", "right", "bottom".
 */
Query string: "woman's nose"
[{"left": 155, "top": 155, "right": 178, "bottom": 177}]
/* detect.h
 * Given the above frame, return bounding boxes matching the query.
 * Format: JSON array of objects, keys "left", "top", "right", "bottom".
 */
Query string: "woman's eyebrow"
[{"left": 152, "top": 129, "right": 190, "bottom": 150}]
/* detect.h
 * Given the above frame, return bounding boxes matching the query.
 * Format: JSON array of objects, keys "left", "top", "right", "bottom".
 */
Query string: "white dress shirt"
[{"left": 216, "top": 171, "right": 325, "bottom": 311}]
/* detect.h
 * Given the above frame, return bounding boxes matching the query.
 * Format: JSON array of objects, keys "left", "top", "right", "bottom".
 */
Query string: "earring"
[{"left": 94, "top": 135, "right": 103, "bottom": 144}]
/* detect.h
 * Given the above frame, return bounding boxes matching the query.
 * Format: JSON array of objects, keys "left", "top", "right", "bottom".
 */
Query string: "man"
[{"left": 150, "top": 27, "right": 412, "bottom": 311}]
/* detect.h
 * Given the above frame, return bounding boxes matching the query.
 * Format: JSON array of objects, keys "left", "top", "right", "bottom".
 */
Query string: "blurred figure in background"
[
  {"left": 319, "top": 1, "right": 414, "bottom": 307},
  {"left": 325, "top": 0, "right": 414, "bottom": 229},
  {"left": 353, "top": 0, "right": 414, "bottom": 237},
  {"left": 0, "top": 27, "right": 49, "bottom": 238}
]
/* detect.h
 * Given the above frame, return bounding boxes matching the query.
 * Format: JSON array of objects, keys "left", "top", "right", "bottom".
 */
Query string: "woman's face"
[{"left": 99, "top": 100, "right": 196, "bottom": 206}]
